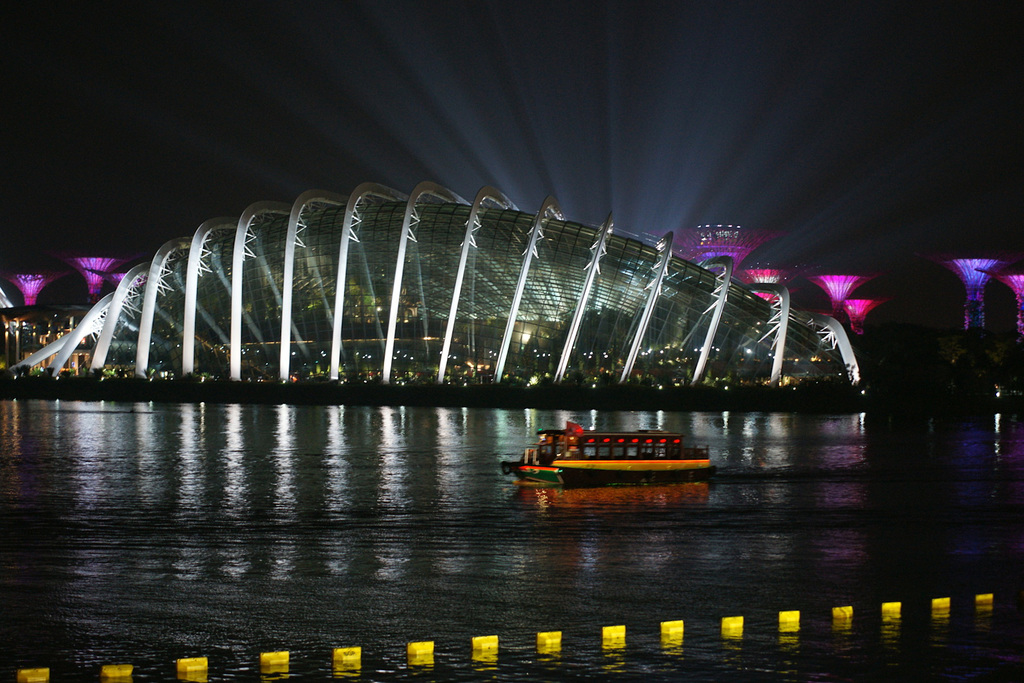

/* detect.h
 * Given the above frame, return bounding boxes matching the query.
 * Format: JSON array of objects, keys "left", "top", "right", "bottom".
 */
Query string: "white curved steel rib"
[
  {"left": 620, "top": 232, "right": 673, "bottom": 383},
  {"left": 230, "top": 202, "right": 290, "bottom": 381},
  {"left": 806, "top": 312, "right": 861, "bottom": 384},
  {"left": 135, "top": 237, "right": 191, "bottom": 378},
  {"left": 47, "top": 294, "right": 117, "bottom": 376},
  {"left": 555, "top": 213, "right": 613, "bottom": 384},
  {"left": 750, "top": 283, "right": 791, "bottom": 387},
  {"left": 279, "top": 190, "right": 346, "bottom": 381},
  {"left": 436, "top": 186, "right": 518, "bottom": 384},
  {"left": 691, "top": 256, "right": 735, "bottom": 386},
  {"left": 90, "top": 264, "right": 151, "bottom": 371},
  {"left": 0, "top": 282, "right": 13, "bottom": 308},
  {"left": 329, "top": 183, "right": 407, "bottom": 381},
  {"left": 382, "top": 181, "right": 467, "bottom": 385},
  {"left": 182, "top": 217, "right": 236, "bottom": 376},
  {"left": 494, "top": 196, "right": 563, "bottom": 383},
  {"left": 9, "top": 293, "right": 113, "bottom": 374}
]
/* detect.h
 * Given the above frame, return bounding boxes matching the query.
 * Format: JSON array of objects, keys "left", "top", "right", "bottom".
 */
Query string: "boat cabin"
[{"left": 530, "top": 428, "right": 709, "bottom": 465}]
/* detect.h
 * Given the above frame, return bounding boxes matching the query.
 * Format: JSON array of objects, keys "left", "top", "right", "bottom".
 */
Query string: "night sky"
[{"left": 3, "top": 1, "right": 1022, "bottom": 329}]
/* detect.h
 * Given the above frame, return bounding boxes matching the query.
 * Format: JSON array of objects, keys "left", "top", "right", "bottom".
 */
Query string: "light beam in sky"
[{"left": 1, "top": 3, "right": 1021, "bottom": 329}]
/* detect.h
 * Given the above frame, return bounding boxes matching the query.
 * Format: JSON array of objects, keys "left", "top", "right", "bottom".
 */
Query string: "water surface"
[{"left": 2, "top": 401, "right": 1024, "bottom": 680}]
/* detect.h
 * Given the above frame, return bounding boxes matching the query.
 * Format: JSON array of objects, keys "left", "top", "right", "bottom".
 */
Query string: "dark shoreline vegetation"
[
  {"left": 0, "top": 374, "right": 1020, "bottom": 416},
  {"left": 2, "top": 325, "right": 1023, "bottom": 416}
]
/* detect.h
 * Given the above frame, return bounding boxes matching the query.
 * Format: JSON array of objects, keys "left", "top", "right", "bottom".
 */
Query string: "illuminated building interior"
[{"left": 0, "top": 304, "right": 93, "bottom": 372}]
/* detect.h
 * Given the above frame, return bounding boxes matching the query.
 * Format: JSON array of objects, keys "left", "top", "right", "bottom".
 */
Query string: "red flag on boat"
[{"left": 566, "top": 421, "right": 584, "bottom": 436}]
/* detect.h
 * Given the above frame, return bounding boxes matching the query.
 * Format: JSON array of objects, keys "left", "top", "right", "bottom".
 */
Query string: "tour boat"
[{"left": 501, "top": 422, "right": 715, "bottom": 487}]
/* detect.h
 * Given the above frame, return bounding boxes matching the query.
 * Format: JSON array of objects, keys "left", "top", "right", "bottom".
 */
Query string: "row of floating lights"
[{"left": 13, "top": 593, "right": 1000, "bottom": 681}]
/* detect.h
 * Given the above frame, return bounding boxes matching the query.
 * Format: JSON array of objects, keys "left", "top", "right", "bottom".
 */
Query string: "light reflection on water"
[{"left": 1, "top": 401, "right": 1024, "bottom": 680}]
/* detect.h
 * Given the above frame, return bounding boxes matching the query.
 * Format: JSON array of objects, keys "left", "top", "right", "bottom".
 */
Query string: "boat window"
[
  {"left": 582, "top": 445, "right": 597, "bottom": 458},
  {"left": 611, "top": 445, "right": 625, "bottom": 459},
  {"left": 654, "top": 444, "right": 667, "bottom": 458},
  {"left": 624, "top": 445, "right": 638, "bottom": 458}
]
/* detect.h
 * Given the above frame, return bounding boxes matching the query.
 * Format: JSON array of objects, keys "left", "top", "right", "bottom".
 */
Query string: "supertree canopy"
[
  {"left": 807, "top": 274, "right": 877, "bottom": 316},
  {"left": 54, "top": 254, "right": 136, "bottom": 303},
  {"left": 924, "top": 254, "right": 1022, "bottom": 330},
  {"left": 0, "top": 270, "right": 69, "bottom": 305},
  {"left": 843, "top": 298, "right": 889, "bottom": 335},
  {"left": 741, "top": 268, "right": 794, "bottom": 285},
  {"left": 984, "top": 264, "right": 1024, "bottom": 340},
  {"left": 675, "top": 225, "right": 781, "bottom": 268},
  {"left": 741, "top": 267, "right": 795, "bottom": 301}
]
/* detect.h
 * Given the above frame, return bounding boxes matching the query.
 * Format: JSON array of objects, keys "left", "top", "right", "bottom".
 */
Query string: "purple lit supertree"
[
  {"left": 675, "top": 225, "right": 782, "bottom": 268},
  {"left": 807, "top": 274, "right": 877, "bottom": 317},
  {"left": 53, "top": 253, "right": 135, "bottom": 303},
  {"left": 741, "top": 267, "right": 795, "bottom": 301},
  {"left": 843, "top": 298, "right": 889, "bottom": 335},
  {"left": 0, "top": 271, "right": 69, "bottom": 305},
  {"left": 983, "top": 264, "right": 1024, "bottom": 341},
  {"left": 924, "top": 254, "right": 1022, "bottom": 330}
]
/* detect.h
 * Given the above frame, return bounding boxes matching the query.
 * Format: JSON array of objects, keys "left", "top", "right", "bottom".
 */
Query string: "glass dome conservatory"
[{"left": 16, "top": 182, "right": 859, "bottom": 386}]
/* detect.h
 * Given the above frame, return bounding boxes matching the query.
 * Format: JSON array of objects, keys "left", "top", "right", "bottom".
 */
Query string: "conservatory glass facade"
[{"left": 90, "top": 183, "right": 853, "bottom": 385}]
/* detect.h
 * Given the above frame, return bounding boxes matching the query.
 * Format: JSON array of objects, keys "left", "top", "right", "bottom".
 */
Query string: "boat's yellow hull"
[{"left": 506, "top": 459, "right": 716, "bottom": 487}]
